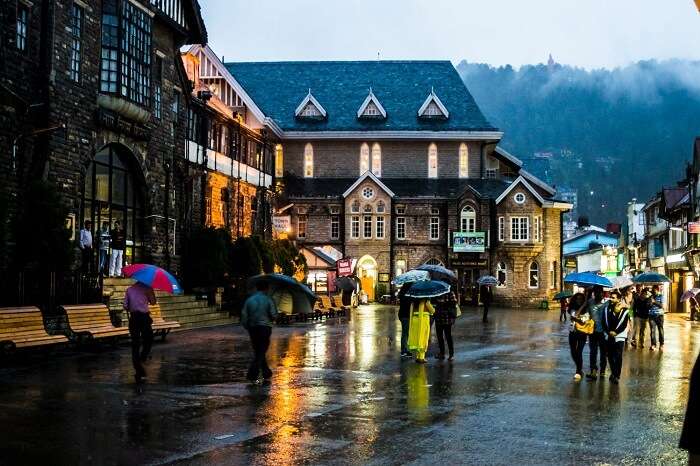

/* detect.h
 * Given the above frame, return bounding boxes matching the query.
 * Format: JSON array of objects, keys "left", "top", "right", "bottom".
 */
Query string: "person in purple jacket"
[{"left": 124, "top": 281, "right": 157, "bottom": 383}]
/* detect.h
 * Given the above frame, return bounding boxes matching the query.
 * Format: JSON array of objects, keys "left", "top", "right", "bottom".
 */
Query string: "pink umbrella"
[
  {"left": 122, "top": 264, "right": 182, "bottom": 294},
  {"left": 681, "top": 288, "right": 700, "bottom": 302}
]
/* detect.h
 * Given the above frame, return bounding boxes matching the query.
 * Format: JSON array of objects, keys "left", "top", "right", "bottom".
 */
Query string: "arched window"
[
  {"left": 460, "top": 205, "right": 476, "bottom": 232},
  {"left": 363, "top": 204, "right": 373, "bottom": 213},
  {"left": 371, "top": 143, "right": 382, "bottom": 177},
  {"left": 275, "top": 144, "right": 284, "bottom": 178},
  {"left": 497, "top": 261, "right": 507, "bottom": 288},
  {"left": 359, "top": 143, "right": 369, "bottom": 175},
  {"left": 304, "top": 143, "right": 314, "bottom": 178},
  {"left": 376, "top": 201, "right": 385, "bottom": 213},
  {"left": 428, "top": 143, "right": 438, "bottom": 178},
  {"left": 529, "top": 262, "right": 539, "bottom": 288},
  {"left": 459, "top": 143, "right": 469, "bottom": 178},
  {"left": 425, "top": 258, "right": 444, "bottom": 266}
]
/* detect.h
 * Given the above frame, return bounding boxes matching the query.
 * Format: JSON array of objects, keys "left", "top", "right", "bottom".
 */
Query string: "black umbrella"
[{"left": 335, "top": 275, "right": 359, "bottom": 292}]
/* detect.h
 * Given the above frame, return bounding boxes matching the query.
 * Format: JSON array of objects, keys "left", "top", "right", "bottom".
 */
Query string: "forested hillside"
[{"left": 457, "top": 59, "right": 700, "bottom": 225}]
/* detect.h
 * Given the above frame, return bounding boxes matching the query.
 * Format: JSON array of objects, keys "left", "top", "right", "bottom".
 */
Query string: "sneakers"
[
  {"left": 574, "top": 373, "right": 582, "bottom": 381},
  {"left": 586, "top": 370, "right": 598, "bottom": 380}
]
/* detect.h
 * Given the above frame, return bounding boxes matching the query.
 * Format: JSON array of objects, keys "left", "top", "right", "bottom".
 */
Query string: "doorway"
[{"left": 357, "top": 255, "right": 377, "bottom": 302}]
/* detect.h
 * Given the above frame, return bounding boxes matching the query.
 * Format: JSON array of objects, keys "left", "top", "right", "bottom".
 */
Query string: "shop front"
[{"left": 666, "top": 253, "right": 694, "bottom": 314}]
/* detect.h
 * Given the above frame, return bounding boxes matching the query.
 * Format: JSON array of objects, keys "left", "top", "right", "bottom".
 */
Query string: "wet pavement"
[{"left": 0, "top": 306, "right": 698, "bottom": 465}]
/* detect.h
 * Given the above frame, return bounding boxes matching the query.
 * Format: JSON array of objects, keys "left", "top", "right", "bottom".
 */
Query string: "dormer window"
[
  {"left": 295, "top": 89, "right": 327, "bottom": 120},
  {"left": 357, "top": 88, "right": 387, "bottom": 120},
  {"left": 418, "top": 88, "right": 449, "bottom": 120}
]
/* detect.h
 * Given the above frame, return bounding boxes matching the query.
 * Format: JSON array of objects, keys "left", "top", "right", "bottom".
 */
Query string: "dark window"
[
  {"left": 100, "top": 0, "right": 152, "bottom": 106},
  {"left": 69, "top": 3, "right": 84, "bottom": 82},
  {"left": 331, "top": 215, "right": 339, "bottom": 239},
  {"left": 154, "top": 56, "right": 162, "bottom": 118},
  {"left": 172, "top": 90, "right": 180, "bottom": 115},
  {"left": 16, "top": 4, "right": 29, "bottom": 51}
]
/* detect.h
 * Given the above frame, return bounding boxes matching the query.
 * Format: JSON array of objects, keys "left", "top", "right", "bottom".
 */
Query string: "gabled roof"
[
  {"left": 295, "top": 90, "right": 327, "bottom": 119},
  {"left": 495, "top": 176, "right": 546, "bottom": 205},
  {"left": 662, "top": 187, "right": 688, "bottom": 211},
  {"left": 357, "top": 88, "right": 387, "bottom": 119},
  {"left": 342, "top": 171, "right": 395, "bottom": 198},
  {"left": 224, "top": 60, "right": 498, "bottom": 134},
  {"left": 494, "top": 146, "right": 523, "bottom": 167},
  {"left": 417, "top": 88, "right": 449, "bottom": 119}
]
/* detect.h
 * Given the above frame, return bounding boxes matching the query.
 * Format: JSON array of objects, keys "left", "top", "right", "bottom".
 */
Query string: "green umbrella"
[{"left": 553, "top": 290, "right": 573, "bottom": 300}]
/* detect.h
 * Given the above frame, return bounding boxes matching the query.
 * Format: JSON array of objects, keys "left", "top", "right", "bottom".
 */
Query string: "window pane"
[
  {"left": 112, "top": 169, "right": 126, "bottom": 205},
  {"left": 95, "top": 164, "right": 109, "bottom": 201}
]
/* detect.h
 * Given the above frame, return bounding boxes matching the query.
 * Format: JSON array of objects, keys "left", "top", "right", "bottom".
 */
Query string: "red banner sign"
[
  {"left": 336, "top": 259, "right": 353, "bottom": 277},
  {"left": 689, "top": 222, "right": 700, "bottom": 234}
]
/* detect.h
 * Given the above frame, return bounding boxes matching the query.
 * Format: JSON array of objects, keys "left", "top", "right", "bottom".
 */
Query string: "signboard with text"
[
  {"left": 453, "top": 232, "right": 486, "bottom": 253},
  {"left": 336, "top": 259, "right": 353, "bottom": 277},
  {"left": 689, "top": 222, "right": 700, "bottom": 234},
  {"left": 272, "top": 216, "right": 291, "bottom": 234}
]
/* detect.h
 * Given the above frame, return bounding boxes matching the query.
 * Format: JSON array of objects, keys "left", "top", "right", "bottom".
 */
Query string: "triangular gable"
[
  {"left": 495, "top": 176, "right": 546, "bottom": 205},
  {"left": 357, "top": 88, "right": 387, "bottom": 119},
  {"left": 342, "top": 171, "right": 395, "bottom": 198},
  {"left": 295, "top": 90, "right": 327, "bottom": 119},
  {"left": 418, "top": 88, "right": 449, "bottom": 119},
  {"left": 518, "top": 168, "right": 556, "bottom": 196}
]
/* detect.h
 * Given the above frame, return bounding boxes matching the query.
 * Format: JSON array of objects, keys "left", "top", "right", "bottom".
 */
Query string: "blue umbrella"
[
  {"left": 248, "top": 274, "right": 317, "bottom": 314},
  {"left": 405, "top": 280, "right": 451, "bottom": 299},
  {"left": 564, "top": 272, "right": 613, "bottom": 288},
  {"left": 416, "top": 264, "right": 458, "bottom": 284},
  {"left": 392, "top": 269, "right": 430, "bottom": 286},
  {"left": 632, "top": 272, "right": 671, "bottom": 284},
  {"left": 477, "top": 275, "right": 499, "bottom": 286}
]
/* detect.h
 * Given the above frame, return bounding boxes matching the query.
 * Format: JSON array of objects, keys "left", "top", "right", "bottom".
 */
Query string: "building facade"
[{"left": 223, "top": 60, "right": 571, "bottom": 306}]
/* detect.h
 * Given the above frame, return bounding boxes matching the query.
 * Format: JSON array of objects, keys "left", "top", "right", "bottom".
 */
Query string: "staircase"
[{"left": 102, "top": 278, "right": 236, "bottom": 330}]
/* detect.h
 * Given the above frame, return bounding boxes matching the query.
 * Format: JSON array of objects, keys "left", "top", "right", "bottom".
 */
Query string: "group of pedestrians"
[
  {"left": 397, "top": 284, "right": 459, "bottom": 363},
  {"left": 78, "top": 219, "right": 126, "bottom": 276},
  {"left": 565, "top": 283, "right": 666, "bottom": 384}
]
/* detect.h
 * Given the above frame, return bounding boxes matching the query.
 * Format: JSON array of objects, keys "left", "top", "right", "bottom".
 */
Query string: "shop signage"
[
  {"left": 336, "top": 259, "right": 353, "bottom": 277},
  {"left": 565, "top": 258, "right": 577, "bottom": 268},
  {"left": 688, "top": 222, "right": 700, "bottom": 234},
  {"left": 450, "top": 259, "right": 488, "bottom": 267},
  {"left": 453, "top": 231, "right": 486, "bottom": 253},
  {"left": 272, "top": 215, "right": 291, "bottom": 233}
]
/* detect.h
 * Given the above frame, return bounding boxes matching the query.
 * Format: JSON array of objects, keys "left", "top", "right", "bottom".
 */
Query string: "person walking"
[
  {"left": 241, "top": 281, "right": 278, "bottom": 383},
  {"left": 397, "top": 283, "right": 412, "bottom": 357},
  {"left": 602, "top": 290, "right": 630, "bottom": 384},
  {"left": 622, "top": 287, "right": 634, "bottom": 345},
  {"left": 97, "top": 221, "right": 111, "bottom": 275},
  {"left": 79, "top": 220, "right": 93, "bottom": 274},
  {"left": 480, "top": 284, "right": 493, "bottom": 323},
  {"left": 690, "top": 296, "right": 699, "bottom": 322},
  {"left": 586, "top": 285, "right": 609, "bottom": 381},
  {"left": 109, "top": 220, "right": 125, "bottom": 277},
  {"left": 434, "top": 292, "right": 457, "bottom": 361},
  {"left": 408, "top": 296, "right": 435, "bottom": 363},
  {"left": 649, "top": 284, "right": 665, "bottom": 351},
  {"left": 568, "top": 292, "right": 590, "bottom": 381},
  {"left": 631, "top": 287, "right": 651, "bottom": 348},
  {"left": 124, "top": 281, "right": 157, "bottom": 383},
  {"left": 559, "top": 297, "right": 569, "bottom": 322}
]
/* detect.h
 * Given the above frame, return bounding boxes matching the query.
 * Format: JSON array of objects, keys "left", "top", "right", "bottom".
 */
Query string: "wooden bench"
[
  {"left": 148, "top": 304, "right": 180, "bottom": 340},
  {"left": 62, "top": 304, "right": 129, "bottom": 342},
  {"left": 0, "top": 307, "right": 68, "bottom": 352},
  {"left": 331, "top": 295, "right": 348, "bottom": 317},
  {"left": 319, "top": 296, "right": 339, "bottom": 318}
]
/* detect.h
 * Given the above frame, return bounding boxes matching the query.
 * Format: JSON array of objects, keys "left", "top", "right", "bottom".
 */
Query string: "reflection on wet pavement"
[{"left": 0, "top": 306, "right": 697, "bottom": 465}]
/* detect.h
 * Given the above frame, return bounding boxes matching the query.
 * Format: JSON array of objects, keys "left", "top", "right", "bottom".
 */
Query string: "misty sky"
[{"left": 199, "top": 0, "right": 700, "bottom": 68}]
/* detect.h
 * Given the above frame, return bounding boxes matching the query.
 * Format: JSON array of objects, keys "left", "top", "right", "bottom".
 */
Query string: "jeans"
[
  {"left": 589, "top": 332, "right": 608, "bottom": 373},
  {"left": 247, "top": 326, "right": 272, "bottom": 381},
  {"left": 109, "top": 249, "right": 124, "bottom": 277},
  {"left": 650, "top": 315, "right": 665, "bottom": 347},
  {"left": 98, "top": 249, "right": 109, "bottom": 274},
  {"left": 399, "top": 317, "right": 409, "bottom": 353},
  {"left": 606, "top": 338, "right": 625, "bottom": 379},
  {"left": 435, "top": 324, "right": 454, "bottom": 357},
  {"left": 633, "top": 317, "right": 648, "bottom": 347},
  {"left": 569, "top": 331, "right": 587, "bottom": 375},
  {"left": 128, "top": 312, "right": 153, "bottom": 378}
]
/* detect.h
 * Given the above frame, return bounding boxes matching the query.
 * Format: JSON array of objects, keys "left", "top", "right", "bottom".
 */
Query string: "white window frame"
[
  {"left": 549, "top": 261, "right": 556, "bottom": 289},
  {"left": 534, "top": 216, "right": 541, "bottom": 242},
  {"left": 429, "top": 217, "right": 439, "bottom": 240},
  {"left": 428, "top": 143, "right": 438, "bottom": 178},
  {"left": 514, "top": 192, "right": 526, "bottom": 204},
  {"left": 351, "top": 216, "right": 360, "bottom": 239},
  {"left": 529, "top": 262, "right": 540, "bottom": 289},
  {"left": 460, "top": 206, "right": 476, "bottom": 233},
  {"left": 396, "top": 216, "right": 406, "bottom": 240},
  {"left": 371, "top": 143, "right": 382, "bottom": 177},
  {"left": 359, "top": 143, "right": 370, "bottom": 175},
  {"left": 297, "top": 215, "right": 307, "bottom": 239},
  {"left": 363, "top": 215, "right": 373, "bottom": 238},
  {"left": 330, "top": 215, "right": 340, "bottom": 240},
  {"left": 498, "top": 216, "right": 505, "bottom": 241},
  {"left": 303, "top": 143, "right": 314, "bottom": 178},
  {"left": 511, "top": 216, "right": 530, "bottom": 242},
  {"left": 459, "top": 143, "right": 469, "bottom": 178},
  {"left": 376, "top": 216, "right": 385, "bottom": 239}
]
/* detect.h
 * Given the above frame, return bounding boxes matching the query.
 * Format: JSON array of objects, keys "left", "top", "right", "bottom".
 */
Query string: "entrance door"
[{"left": 357, "top": 255, "right": 377, "bottom": 302}]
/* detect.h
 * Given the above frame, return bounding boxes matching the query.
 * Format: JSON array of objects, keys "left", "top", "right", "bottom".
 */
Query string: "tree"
[{"left": 181, "top": 226, "right": 231, "bottom": 289}]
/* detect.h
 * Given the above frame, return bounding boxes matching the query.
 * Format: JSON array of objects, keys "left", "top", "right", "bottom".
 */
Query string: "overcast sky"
[{"left": 199, "top": 0, "right": 700, "bottom": 69}]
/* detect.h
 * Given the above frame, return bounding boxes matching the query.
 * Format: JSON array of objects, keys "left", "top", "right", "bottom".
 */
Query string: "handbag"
[{"left": 572, "top": 315, "right": 594, "bottom": 335}]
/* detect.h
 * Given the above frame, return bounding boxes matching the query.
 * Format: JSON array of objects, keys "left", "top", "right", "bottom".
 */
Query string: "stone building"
[
  {"left": 1, "top": 0, "right": 207, "bottom": 273},
  {"left": 223, "top": 60, "right": 572, "bottom": 306}
]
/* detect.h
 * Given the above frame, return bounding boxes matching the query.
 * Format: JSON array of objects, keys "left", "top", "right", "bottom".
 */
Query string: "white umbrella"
[{"left": 610, "top": 276, "right": 634, "bottom": 290}]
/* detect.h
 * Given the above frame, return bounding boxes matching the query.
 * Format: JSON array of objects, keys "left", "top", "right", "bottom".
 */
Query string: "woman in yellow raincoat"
[{"left": 408, "top": 298, "right": 435, "bottom": 363}]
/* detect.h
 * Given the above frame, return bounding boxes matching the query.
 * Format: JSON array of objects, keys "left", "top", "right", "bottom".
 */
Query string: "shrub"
[{"left": 182, "top": 226, "right": 232, "bottom": 289}]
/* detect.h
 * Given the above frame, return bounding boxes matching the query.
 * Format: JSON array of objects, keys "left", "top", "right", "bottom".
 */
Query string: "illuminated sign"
[
  {"left": 272, "top": 216, "right": 291, "bottom": 233},
  {"left": 688, "top": 222, "right": 700, "bottom": 234},
  {"left": 336, "top": 259, "right": 353, "bottom": 277},
  {"left": 453, "top": 232, "right": 486, "bottom": 253}
]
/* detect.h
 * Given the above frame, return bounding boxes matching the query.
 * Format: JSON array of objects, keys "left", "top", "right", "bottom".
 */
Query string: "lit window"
[
  {"left": 514, "top": 192, "right": 526, "bottom": 204},
  {"left": 396, "top": 217, "right": 406, "bottom": 239},
  {"left": 430, "top": 217, "right": 439, "bottom": 240},
  {"left": 371, "top": 143, "right": 382, "bottom": 177},
  {"left": 498, "top": 216, "right": 505, "bottom": 241},
  {"left": 362, "top": 187, "right": 374, "bottom": 199},
  {"left": 16, "top": 4, "right": 28, "bottom": 51},
  {"left": 460, "top": 206, "right": 476, "bottom": 232},
  {"left": 69, "top": 3, "right": 83, "bottom": 82},
  {"left": 359, "top": 143, "right": 369, "bottom": 174},
  {"left": 534, "top": 216, "right": 541, "bottom": 241},
  {"left": 304, "top": 143, "right": 313, "bottom": 177},
  {"left": 529, "top": 262, "right": 539, "bottom": 288},
  {"left": 376, "top": 216, "right": 385, "bottom": 239},
  {"left": 428, "top": 143, "right": 438, "bottom": 178},
  {"left": 550, "top": 261, "right": 556, "bottom": 289},
  {"left": 363, "top": 215, "right": 372, "bottom": 238},
  {"left": 351, "top": 216, "right": 360, "bottom": 238},
  {"left": 275, "top": 145, "right": 284, "bottom": 178},
  {"left": 511, "top": 216, "right": 530, "bottom": 241},
  {"left": 497, "top": 261, "right": 507, "bottom": 287},
  {"left": 297, "top": 215, "right": 307, "bottom": 239},
  {"left": 459, "top": 143, "right": 469, "bottom": 178},
  {"left": 331, "top": 215, "right": 339, "bottom": 239}
]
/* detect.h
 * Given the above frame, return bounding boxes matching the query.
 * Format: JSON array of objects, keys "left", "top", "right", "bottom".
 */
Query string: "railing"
[
  {"left": 0, "top": 271, "right": 103, "bottom": 314},
  {"left": 149, "top": 0, "right": 186, "bottom": 28}
]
